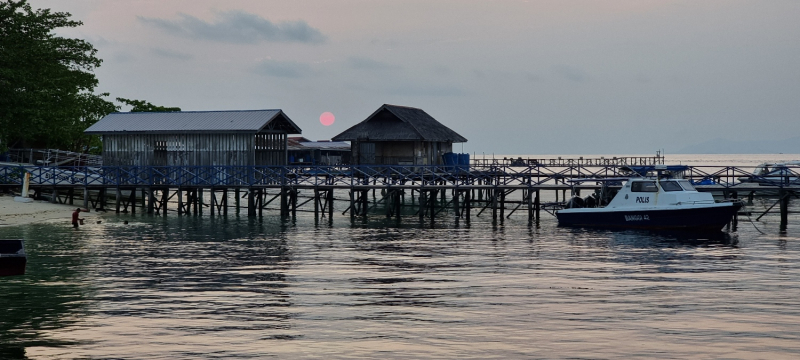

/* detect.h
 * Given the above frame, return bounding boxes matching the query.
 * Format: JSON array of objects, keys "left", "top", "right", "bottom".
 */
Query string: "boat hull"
[
  {"left": 0, "top": 257, "right": 27, "bottom": 276},
  {"left": 0, "top": 239, "right": 27, "bottom": 276},
  {"left": 556, "top": 203, "right": 742, "bottom": 232}
]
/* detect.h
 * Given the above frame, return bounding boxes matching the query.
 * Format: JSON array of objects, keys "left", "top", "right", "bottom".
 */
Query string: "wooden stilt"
[
  {"left": 115, "top": 187, "right": 121, "bottom": 213},
  {"left": 328, "top": 189, "right": 334, "bottom": 219},
  {"left": 178, "top": 189, "right": 184, "bottom": 215}
]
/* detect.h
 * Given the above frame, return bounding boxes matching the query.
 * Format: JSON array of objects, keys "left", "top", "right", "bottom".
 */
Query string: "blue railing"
[{"left": 1, "top": 164, "right": 799, "bottom": 189}]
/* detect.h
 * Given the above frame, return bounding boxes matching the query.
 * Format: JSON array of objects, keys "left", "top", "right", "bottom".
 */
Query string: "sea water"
[{"left": 2, "top": 154, "right": 800, "bottom": 359}]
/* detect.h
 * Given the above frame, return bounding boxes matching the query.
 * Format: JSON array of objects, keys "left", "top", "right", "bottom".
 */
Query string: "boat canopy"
[{"left": 621, "top": 165, "right": 689, "bottom": 176}]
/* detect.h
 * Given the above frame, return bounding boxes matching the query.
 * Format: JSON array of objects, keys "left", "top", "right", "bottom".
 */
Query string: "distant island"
[{"left": 676, "top": 136, "right": 800, "bottom": 154}]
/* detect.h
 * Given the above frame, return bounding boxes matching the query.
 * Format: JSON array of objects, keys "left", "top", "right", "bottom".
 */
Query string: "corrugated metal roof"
[{"left": 84, "top": 110, "right": 302, "bottom": 134}]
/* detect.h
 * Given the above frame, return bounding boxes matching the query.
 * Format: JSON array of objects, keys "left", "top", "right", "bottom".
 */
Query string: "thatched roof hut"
[
  {"left": 332, "top": 104, "right": 466, "bottom": 165},
  {"left": 332, "top": 104, "right": 467, "bottom": 143}
]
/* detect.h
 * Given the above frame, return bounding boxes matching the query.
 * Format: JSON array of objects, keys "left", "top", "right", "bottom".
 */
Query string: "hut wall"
[
  {"left": 347, "top": 141, "right": 453, "bottom": 165},
  {"left": 375, "top": 141, "right": 415, "bottom": 165},
  {"left": 102, "top": 133, "right": 257, "bottom": 167},
  {"left": 254, "top": 132, "right": 287, "bottom": 166}
]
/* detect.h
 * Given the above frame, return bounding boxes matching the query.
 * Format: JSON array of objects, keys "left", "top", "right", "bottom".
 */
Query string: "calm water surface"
[{"left": 2, "top": 154, "right": 800, "bottom": 359}]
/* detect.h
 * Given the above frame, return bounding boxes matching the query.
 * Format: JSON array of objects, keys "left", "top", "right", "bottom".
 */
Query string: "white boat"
[
  {"left": 557, "top": 177, "right": 742, "bottom": 232},
  {"left": 738, "top": 161, "right": 800, "bottom": 186}
]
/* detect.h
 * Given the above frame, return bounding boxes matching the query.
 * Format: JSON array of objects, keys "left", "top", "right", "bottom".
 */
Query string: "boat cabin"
[{"left": 568, "top": 178, "right": 715, "bottom": 209}]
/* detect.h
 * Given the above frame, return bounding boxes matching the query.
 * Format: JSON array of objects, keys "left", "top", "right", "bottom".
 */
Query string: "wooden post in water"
[
  {"left": 257, "top": 189, "right": 264, "bottom": 217},
  {"left": 419, "top": 191, "right": 427, "bottom": 221},
  {"left": 465, "top": 188, "right": 471, "bottom": 224},
  {"left": 731, "top": 191, "right": 738, "bottom": 230},
  {"left": 235, "top": 188, "right": 240, "bottom": 215},
  {"left": 534, "top": 189, "right": 540, "bottom": 227},
  {"left": 364, "top": 190, "right": 370, "bottom": 216},
  {"left": 314, "top": 188, "right": 320, "bottom": 220},
  {"left": 222, "top": 189, "right": 228, "bottom": 216},
  {"left": 161, "top": 189, "right": 169, "bottom": 215},
  {"left": 247, "top": 188, "right": 255, "bottom": 216},
  {"left": 453, "top": 189, "right": 460, "bottom": 219},
  {"left": 780, "top": 189, "right": 789, "bottom": 231},
  {"left": 491, "top": 188, "right": 498, "bottom": 223},
  {"left": 280, "top": 187, "right": 288, "bottom": 219},
  {"left": 291, "top": 188, "right": 297, "bottom": 219},
  {"left": 115, "top": 187, "right": 121, "bottom": 213},
  {"left": 178, "top": 189, "right": 184, "bottom": 215},
  {"left": 198, "top": 188, "right": 204, "bottom": 215},
  {"left": 429, "top": 189, "right": 437, "bottom": 220},
  {"left": 147, "top": 187, "right": 155, "bottom": 214},
  {"left": 130, "top": 188, "right": 136, "bottom": 214},
  {"left": 327, "top": 189, "right": 334, "bottom": 219},
  {"left": 349, "top": 190, "right": 355, "bottom": 221},
  {"left": 499, "top": 190, "right": 506, "bottom": 224},
  {"left": 527, "top": 189, "right": 533, "bottom": 226},
  {"left": 98, "top": 188, "right": 107, "bottom": 211}
]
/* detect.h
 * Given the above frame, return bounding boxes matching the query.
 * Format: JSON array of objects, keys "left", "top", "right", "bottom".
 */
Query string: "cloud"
[
  {"left": 150, "top": 48, "right": 193, "bottom": 60},
  {"left": 253, "top": 59, "right": 312, "bottom": 78},
  {"left": 346, "top": 56, "right": 400, "bottom": 71},
  {"left": 139, "top": 11, "right": 326, "bottom": 44},
  {"left": 387, "top": 84, "right": 466, "bottom": 97}
]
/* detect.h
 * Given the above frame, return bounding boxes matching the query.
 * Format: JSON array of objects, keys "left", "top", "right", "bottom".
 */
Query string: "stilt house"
[
  {"left": 287, "top": 137, "right": 351, "bottom": 165},
  {"left": 84, "top": 110, "right": 302, "bottom": 166},
  {"left": 331, "top": 104, "right": 467, "bottom": 165}
]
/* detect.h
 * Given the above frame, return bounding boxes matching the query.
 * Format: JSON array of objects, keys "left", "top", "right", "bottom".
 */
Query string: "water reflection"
[{"left": 1, "top": 211, "right": 800, "bottom": 358}]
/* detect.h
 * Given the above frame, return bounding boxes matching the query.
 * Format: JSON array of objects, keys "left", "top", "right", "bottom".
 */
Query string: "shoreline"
[{"left": 0, "top": 194, "right": 103, "bottom": 227}]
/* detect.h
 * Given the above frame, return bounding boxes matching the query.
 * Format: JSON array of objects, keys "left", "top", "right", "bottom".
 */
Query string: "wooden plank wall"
[{"left": 102, "top": 132, "right": 288, "bottom": 166}]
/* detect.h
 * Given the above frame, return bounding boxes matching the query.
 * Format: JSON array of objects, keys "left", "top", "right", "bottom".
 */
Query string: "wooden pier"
[{"left": 1, "top": 163, "right": 798, "bottom": 229}]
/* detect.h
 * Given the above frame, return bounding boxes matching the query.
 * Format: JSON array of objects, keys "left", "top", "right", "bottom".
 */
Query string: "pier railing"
[
  {"left": 471, "top": 155, "right": 666, "bottom": 167},
  {"left": 2, "top": 164, "right": 799, "bottom": 190}
]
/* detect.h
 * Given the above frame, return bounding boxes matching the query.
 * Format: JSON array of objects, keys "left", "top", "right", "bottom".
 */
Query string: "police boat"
[{"left": 556, "top": 176, "right": 742, "bottom": 232}]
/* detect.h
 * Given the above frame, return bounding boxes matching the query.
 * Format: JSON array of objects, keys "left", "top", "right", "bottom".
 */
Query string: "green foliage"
[
  {"left": 116, "top": 97, "right": 181, "bottom": 112},
  {"left": 0, "top": 0, "right": 117, "bottom": 153}
]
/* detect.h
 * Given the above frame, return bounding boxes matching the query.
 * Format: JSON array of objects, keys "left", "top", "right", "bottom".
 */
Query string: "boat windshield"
[
  {"left": 677, "top": 180, "right": 696, "bottom": 191},
  {"left": 631, "top": 181, "right": 658, "bottom": 192},
  {"left": 659, "top": 180, "right": 683, "bottom": 192}
]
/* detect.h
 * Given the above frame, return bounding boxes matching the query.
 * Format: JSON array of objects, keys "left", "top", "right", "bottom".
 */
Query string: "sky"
[{"left": 33, "top": 0, "right": 800, "bottom": 154}]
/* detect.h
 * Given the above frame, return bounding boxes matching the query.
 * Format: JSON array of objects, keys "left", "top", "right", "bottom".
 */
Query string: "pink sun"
[{"left": 320, "top": 112, "right": 335, "bottom": 126}]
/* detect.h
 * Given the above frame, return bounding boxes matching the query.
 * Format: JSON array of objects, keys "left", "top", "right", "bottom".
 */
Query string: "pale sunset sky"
[{"left": 33, "top": 0, "right": 800, "bottom": 154}]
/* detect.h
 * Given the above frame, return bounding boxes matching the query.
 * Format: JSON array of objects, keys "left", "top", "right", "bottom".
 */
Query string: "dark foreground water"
[{"left": 2, "top": 203, "right": 800, "bottom": 359}]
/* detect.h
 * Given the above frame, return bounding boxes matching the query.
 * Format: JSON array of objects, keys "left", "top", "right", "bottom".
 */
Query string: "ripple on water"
[{"left": 1, "top": 208, "right": 800, "bottom": 359}]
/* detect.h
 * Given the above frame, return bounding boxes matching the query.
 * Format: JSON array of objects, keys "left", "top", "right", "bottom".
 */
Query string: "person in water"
[{"left": 72, "top": 208, "right": 89, "bottom": 228}]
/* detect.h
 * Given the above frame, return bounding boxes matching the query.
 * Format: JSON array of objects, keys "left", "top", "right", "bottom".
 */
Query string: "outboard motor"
[{"left": 565, "top": 196, "right": 585, "bottom": 209}]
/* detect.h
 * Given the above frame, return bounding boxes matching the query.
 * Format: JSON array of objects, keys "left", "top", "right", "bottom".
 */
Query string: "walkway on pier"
[{"left": 1, "top": 163, "right": 798, "bottom": 228}]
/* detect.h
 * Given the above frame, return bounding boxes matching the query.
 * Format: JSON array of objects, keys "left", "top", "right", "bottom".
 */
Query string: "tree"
[
  {"left": 0, "top": 0, "right": 116, "bottom": 152},
  {"left": 116, "top": 97, "right": 181, "bottom": 112}
]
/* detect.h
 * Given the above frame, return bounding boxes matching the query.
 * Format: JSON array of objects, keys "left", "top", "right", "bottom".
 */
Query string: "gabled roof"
[
  {"left": 84, "top": 109, "right": 302, "bottom": 134},
  {"left": 331, "top": 104, "right": 467, "bottom": 142}
]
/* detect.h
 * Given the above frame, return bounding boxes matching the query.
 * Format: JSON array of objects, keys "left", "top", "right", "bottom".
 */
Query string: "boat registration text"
[{"left": 625, "top": 214, "right": 651, "bottom": 221}]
